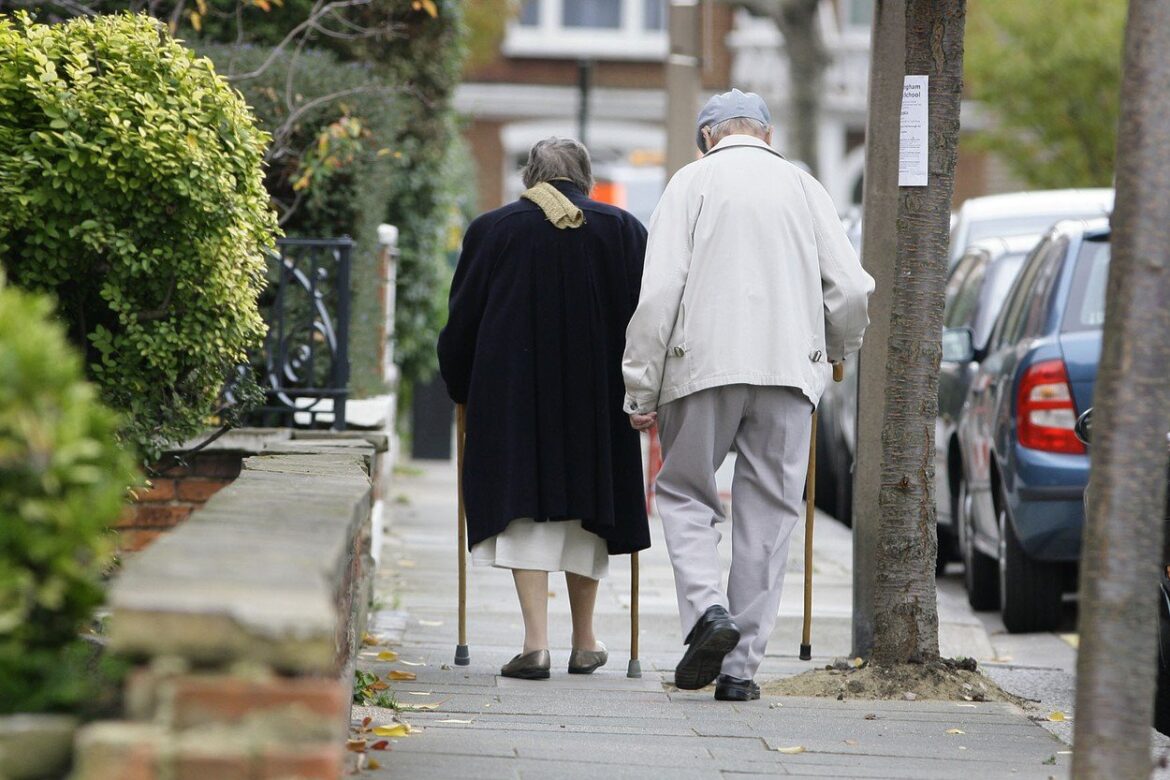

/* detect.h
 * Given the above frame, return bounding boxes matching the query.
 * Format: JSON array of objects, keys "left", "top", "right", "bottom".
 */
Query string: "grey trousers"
[{"left": 656, "top": 384, "right": 813, "bottom": 680}]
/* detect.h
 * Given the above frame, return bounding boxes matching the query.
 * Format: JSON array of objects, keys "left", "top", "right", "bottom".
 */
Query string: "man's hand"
[{"left": 629, "top": 412, "right": 657, "bottom": 431}]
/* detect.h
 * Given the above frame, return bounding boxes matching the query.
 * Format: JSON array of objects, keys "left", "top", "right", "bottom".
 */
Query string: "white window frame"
[{"left": 505, "top": 0, "right": 667, "bottom": 61}]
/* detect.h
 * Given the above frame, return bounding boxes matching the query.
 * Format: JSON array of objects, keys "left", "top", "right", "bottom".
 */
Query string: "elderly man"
[{"left": 623, "top": 89, "right": 874, "bottom": 701}]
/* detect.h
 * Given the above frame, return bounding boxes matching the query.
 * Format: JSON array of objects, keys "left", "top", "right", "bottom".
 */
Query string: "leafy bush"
[
  {"left": 0, "top": 278, "right": 137, "bottom": 714},
  {"left": 0, "top": 12, "right": 278, "bottom": 458},
  {"left": 198, "top": 43, "right": 404, "bottom": 398}
]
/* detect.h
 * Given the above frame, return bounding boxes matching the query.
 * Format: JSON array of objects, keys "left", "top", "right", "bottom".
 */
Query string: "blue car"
[
  {"left": 947, "top": 218, "right": 1110, "bottom": 632},
  {"left": 935, "top": 235, "right": 1037, "bottom": 572}
]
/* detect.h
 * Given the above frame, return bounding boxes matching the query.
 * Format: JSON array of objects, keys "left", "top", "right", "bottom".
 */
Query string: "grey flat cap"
[{"left": 695, "top": 88, "right": 772, "bottom": 151}]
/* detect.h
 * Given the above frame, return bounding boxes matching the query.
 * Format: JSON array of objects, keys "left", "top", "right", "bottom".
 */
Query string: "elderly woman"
[{"left": 438, "top": 138, "right": 650, "bottom": 680}]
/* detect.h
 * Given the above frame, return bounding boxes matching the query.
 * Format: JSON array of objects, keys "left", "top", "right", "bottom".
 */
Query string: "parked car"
[
  {"left": 815, "top": 189, "right": 1112, "bottom": 526},
  {"left": 947, "top": 189, "right": 1113, "bottom": 268},
  {"left": 1074, "top": 407, "right": 1170, "bottom": 735},
  {"left": 935, "top": 235, "right": 1037, "bottom": 570},
  {"left": 948, "top": 218, "right": 1110, "bottom": 632}
]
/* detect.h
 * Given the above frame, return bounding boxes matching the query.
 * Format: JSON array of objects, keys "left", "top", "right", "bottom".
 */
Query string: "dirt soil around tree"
[{"left": 761, "top": 657, "right": 1028, "bottom": 705}]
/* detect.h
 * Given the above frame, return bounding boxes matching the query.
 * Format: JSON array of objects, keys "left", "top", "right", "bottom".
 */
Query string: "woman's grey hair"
[
  {"left": 707, "top": 117, "right": 770, "bottom": 147},
  {"left": 521, "top": 137, "right": 594, "bottom": 193}
]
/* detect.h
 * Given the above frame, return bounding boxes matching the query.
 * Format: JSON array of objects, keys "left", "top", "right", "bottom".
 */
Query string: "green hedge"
[
  {"left": 0, "top": 12, "right": 277, "bottom": 459},
  {"left": 0, "top": 278, "right": 136, "bottom": 714}
]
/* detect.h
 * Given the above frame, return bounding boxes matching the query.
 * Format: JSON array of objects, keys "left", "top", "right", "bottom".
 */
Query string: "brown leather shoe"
[
  {"left": 568, "top": 641, "right": 608, "bottom": 674},
  {"left": 500, "top": 649, "right": 550, "bottom": 680}
]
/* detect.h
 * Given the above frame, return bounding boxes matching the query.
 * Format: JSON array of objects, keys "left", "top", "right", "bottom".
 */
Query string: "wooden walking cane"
[
  {"left": 454, "top": 404, "right": 470, "bottom": 666},
  {"left": 800, "top": 361, "right": 844, "bottom": 661},
  {"left": 628, "top": 551, "right": 641, "bottom": 678}
]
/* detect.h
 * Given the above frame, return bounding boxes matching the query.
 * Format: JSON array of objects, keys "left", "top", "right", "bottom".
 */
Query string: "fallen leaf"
[
  {"left": 345, "top": 739, "right": 367, "bottom": 752},
  {"left": 946, "top": 728, "right": 965, "bottom": 735},
  {"left": 377, "top": 650, "right": 399, "bottom": 662},
  {"left": 399, "top": 660, "right": 426, "bottom": 667},
  {"left": 362, "top": 634, "right": 379, "bottom": 646},
  {"left": 1048, "top": 711, "right": 1068, "bottom": 722},
  {"left": 361, "top": 716, "right": 373, "bottom": 728},
  {"left": 419, "top": 619, "right": 444, "bottom": 627},
  {"left": 369, "top": 681, "right": 389, "bottom": 691},
  {"left": 372, "top": 723, "right": 411, "bottom": 737},
  {"left": 388, "top": 670, "right": 417, "bottom": 681},
  {"left": 775, "top": 746, "right": 805, "bottom": 754},
  {"left": 844, "top": 739, "right": 859, "bottom": 746},
  {"left": 436, "top": 718, "right": 474, "bottom": 724},
  {"left": 368, "top": 758, "right": 382, "bottom": 769},
  {"left": 864, "top": 713, "right": 878, "bottom": 720},
  {"left": 851, "top": 657, "right": 865, "bottom": 668},
  {"left": 369, "top": 740, "right": 390, "bottom": 751}
]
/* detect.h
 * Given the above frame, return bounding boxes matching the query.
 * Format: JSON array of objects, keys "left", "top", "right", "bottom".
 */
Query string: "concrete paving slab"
[{"left": 354, "top": 458, "right": 1074, "bottom": 779}]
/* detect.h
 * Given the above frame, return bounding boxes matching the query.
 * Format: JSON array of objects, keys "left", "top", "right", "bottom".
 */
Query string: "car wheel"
[
  {"left": 959, "top": 477, "right": 998, "bottom": 610},
  {"left": 998, "top": 503, "right": 1063, "bottom": 633}
]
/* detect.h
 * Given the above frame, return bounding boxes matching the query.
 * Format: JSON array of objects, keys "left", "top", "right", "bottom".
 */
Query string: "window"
[
  {"left": 972, "top": 253, "right": 1026, "bottom": 350},
  {"left": 947, "top": 258, "right": 989, "bottom": 332},
  {"left": 1063, "top": 237, "right": 1111, "bottom": 332},
  {"left": 505, "top": 0, "right": 668, "bottom": 60},
  {"left": 564, "top": 0, "right": 621, "bottom": 28}
]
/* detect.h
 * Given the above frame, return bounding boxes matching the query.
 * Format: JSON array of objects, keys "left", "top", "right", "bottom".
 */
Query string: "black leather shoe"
[
  {"left": 674, "top": 605, "right": 740, "bottom": 690},
  {"left": 714, "top": 674, "right": 760, "bottom": 701}
]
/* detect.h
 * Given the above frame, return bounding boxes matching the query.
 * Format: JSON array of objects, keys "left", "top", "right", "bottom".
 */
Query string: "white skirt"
[{"left": 472, "top": 518, "right": 609, "bottom": 580}]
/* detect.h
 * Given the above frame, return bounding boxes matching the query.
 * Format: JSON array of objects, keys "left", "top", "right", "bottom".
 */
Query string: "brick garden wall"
[{"left": 118, "top": 452, "right": 244, "bottom": 552}]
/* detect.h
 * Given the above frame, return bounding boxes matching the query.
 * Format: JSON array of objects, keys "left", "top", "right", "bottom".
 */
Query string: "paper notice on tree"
[{"left": 899, "top": 75, "right": 928, "bottom": 186}]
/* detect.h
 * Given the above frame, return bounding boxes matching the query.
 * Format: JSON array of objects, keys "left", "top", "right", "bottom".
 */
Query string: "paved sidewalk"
[{"left": 352, "top": 458, "right": 1070, "bottom": 779}]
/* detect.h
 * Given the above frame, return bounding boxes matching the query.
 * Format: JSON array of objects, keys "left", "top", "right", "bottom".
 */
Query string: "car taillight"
[{"left": 1017, "top": 359, "right": 1085, "bottom": 454}]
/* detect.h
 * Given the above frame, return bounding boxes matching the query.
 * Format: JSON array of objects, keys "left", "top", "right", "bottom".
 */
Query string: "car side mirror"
[
  {"left": 941, "top": 327, "right": 976, "bottom": 363},
  {"left": 1075, "top": 408, "right": 1092, "bottom": 446}
]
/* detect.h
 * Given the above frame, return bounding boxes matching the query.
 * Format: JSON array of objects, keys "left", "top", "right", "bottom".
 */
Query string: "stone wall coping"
[
  {"left": 165, "top": 427, "right": 389, "bottom": 456},
  {"left": 109, "top": 447, "right": 374, "bottom": 674}
]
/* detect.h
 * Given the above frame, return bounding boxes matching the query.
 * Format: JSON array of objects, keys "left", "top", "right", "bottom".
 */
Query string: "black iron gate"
[{"left": 248, "top": 237, "right": 353, "bottom": 430}]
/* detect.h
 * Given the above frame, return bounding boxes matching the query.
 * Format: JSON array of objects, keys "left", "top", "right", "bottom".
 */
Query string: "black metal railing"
[{"left": 247, "top": 236, "right": 353, "bottom": 431}]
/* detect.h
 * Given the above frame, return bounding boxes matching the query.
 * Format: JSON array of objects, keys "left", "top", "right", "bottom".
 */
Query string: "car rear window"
[{"left": 1062, "top": 237, "right": 1111, "bottom": 332}]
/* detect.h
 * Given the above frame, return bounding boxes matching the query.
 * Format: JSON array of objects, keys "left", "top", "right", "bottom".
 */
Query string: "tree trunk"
[
  {"left": 736, "top": 0, "right": 828, "bottom": 174},
  {"left": 852, "top": 0, "right": 905, "bottom": 660},
  {"left": 773, "top": 0, "right": 827, "bottom": 175},
  {"left": 1072, "top": 1, "right": 1170, "bottom": 776},
  {"left": 871, "top": 0, "right": 965, "bottom": 666}
]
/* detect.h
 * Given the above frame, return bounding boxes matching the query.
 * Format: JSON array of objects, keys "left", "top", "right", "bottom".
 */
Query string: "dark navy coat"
[{"left": 437, "top": 181, "right": 650, "bottom": 555}]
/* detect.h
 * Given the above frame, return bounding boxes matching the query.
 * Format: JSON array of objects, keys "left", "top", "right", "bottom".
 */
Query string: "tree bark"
[
  {"left": 871, "top": 0, "right": 965, "bottom": 666},
  {"left": 736, "top": 0, "right": 828, "bottom": 174},
  {"left": 852, "top": 0, "right": 905, "bottom": 660},
  {"left": 1072, "top": 1, "right": 1170, "bottom": 776}
]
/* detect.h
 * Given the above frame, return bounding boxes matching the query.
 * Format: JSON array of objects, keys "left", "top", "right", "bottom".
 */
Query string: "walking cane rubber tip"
[
  {"left": 454, "top": 645, "right": 470, "bottom": 666},
  {"left": 626, "top": 659, "right": 642, "bottom": 678},
  {"left": 799, "top": 643, "right": 812, "bottom": 661}
]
